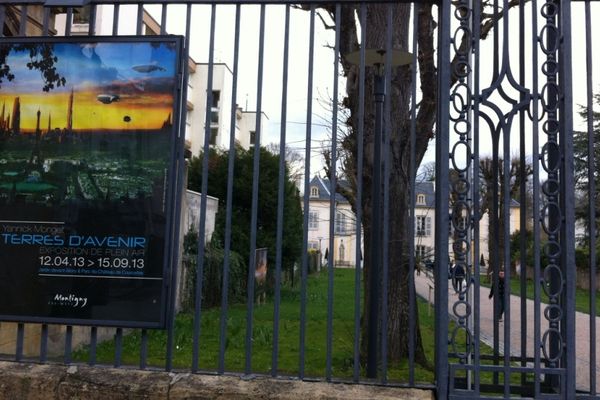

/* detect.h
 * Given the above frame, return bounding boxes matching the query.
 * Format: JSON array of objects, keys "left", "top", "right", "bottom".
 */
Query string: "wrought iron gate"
[
  {"left": 438, "top": 0, "right": 600, "bottom": 398},
  {"left": 0, "top": 0, "right": 599, "bottom": 399}
]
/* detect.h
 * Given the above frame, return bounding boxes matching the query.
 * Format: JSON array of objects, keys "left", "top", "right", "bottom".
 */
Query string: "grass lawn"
[
  {"left": 73, "top": 268, "right": 436, "bottom": 383},
  {"left": 481, "top": 275, "right": 600, "bottom": 316},
  {"left": 71, "top": 267, "right": 541, "bottom": 391}
]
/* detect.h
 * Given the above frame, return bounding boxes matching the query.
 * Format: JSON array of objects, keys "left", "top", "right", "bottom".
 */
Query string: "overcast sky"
[{"left": 139, "top": 2, "right": 600, "bottom": 178}]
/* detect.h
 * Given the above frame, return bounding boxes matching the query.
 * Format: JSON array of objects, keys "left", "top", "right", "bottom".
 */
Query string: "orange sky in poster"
[{"left": 0, "top": 90, "right": 173, "bottom": 131}]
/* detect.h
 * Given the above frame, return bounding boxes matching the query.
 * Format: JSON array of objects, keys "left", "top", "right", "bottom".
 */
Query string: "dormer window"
[
  {"left": 310, "top": 186, "right": 319, "bottom": 197},
  {"left": 417, "top": 194, "right": 426, "bottom": 205}
]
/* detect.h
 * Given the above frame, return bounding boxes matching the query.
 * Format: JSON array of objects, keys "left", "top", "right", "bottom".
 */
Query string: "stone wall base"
[{"left": 0, "top": 361, "right": 434, "bottom": 400}]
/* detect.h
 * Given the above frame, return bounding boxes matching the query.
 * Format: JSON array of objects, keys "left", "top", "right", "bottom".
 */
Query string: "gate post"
[
  {"left": 434, "top": 0, "right": 452, "bottom": 397},
  {"left": 558, "top": 0, "right": 576, "bottom": 395}
]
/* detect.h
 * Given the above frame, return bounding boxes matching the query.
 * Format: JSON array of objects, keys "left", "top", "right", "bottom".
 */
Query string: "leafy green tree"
[
  {"left": 182, "top": 226, "right": 246, "bottom": 310},
  {"left": 187, "top": 146, "right": 303, "bottom": 293},
  {"left": 573, "top": 92, "right": 600, "bottom": 234}
]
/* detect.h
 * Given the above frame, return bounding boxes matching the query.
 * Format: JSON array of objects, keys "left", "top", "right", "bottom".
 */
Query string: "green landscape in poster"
[{"left": 0, "top": 37, "right": 182, "bottom": 327}]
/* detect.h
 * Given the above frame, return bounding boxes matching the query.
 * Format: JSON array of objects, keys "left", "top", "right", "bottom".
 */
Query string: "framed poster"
[{"left": 0, "top": 36, "right": 184, "bottom": 328}]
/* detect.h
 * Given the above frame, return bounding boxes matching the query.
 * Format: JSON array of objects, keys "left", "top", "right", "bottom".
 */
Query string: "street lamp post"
[{"left": 345, "top": 49, "right": 412, "bottom": 379}]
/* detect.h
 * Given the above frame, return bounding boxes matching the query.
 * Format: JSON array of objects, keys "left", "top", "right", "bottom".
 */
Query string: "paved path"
[{"left": 414, "top": 272, "right": 600, "bottom": 392}]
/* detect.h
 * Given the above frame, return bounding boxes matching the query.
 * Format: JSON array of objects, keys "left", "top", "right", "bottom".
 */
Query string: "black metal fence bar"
[
  {"left": 407, "top": 2, "right": 419, "bottom": 387},
  {"left": 39, "top": 324, "right": 48, "bottom": 363},
  {"left": 114, "top": 327, "right": 123, "bottom": 367},
  {"left": 531, "top": 0, "right": 542, "bottom": 395},
  {"left": 435, "top": 0, "right": 451, "bottom": 397},
  {"left": 89, "top": 326, "right": 97, "bottom": 366},
  {"left": 325, "top": 3, "right": 341, "bottom": 382},
  {"left": 584, "top": 1, "right": 597, "bottom": 395},
  {"left": 471, "top": 0, "right": 482, "bottom": 393},
  {"left": 88, "top": 3, "right": 96, "bottom": 34},
  {"left": 18, "top": 4, "right": 26, "bottom": 35},
  {"left": 245, "top": 3, "right": 266, "bottom": 376},
  {"left": 559, "top": 0, "right": 576, "bottom": 394},
  {"left": 42, "top": 6, "right": 49, "bottom": 33},
  {"left": 160, "top": 3, "right": 167, "bottom": 33},
  {"left": 64, "top": 325, "right": 72, "bottom": 364},
  {"left": 165, "top": 2, "right": 191, "bottom": 372},
  {"left": 271, "top": 3, "right": 289, "bottom": 378},
  {"left": 191, "top": 2, "right": 216, "bottom": 373},
  {"left": 352, "top": 2, "right": 367, "bottom": 384},
  {"left": 299, "top": 4, "right": 315, "bottom": 380},
  {"left": 0, "top": 6, "right": 6, "bottom": 36},
  {"left": 112, "top": 4, "right": 119, "bottom": 35},
  {"left": 140, "top": 329, "right": 147, "bottom": 369},
  {"left": 136, "top": 4, "right": 144, "bottom": 34},
  {"left": 517, "top": 0, "right": 528, "bottom": 391},
  {"left": 380, "top": 2, "right": 393, "bottom": 382},
  {"left": 218, "top": 2, "right": 241, "bottom": 376},
  {"left": 64, "top": 7, "right": 71, "bottom": 35},
  {"left": 15, "top": 323, "right": 23, "bottom": 361}
]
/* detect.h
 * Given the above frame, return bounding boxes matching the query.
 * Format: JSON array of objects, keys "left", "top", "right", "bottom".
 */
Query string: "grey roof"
[
  {"left": 415, "top": 181, "right": 435, "bottom": 208},
  {"left": 309, "top": 176, "right": 351, "bottom": 203},
  {"left": 308, "top": 178, "right": 518, "bottom": 209}
]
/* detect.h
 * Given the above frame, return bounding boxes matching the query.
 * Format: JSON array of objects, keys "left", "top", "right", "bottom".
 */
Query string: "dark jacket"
[{"left": 488, "top": 278, "right": 505, "bottom": 299}]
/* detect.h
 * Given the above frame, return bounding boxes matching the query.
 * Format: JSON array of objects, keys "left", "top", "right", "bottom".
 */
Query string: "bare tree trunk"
[
  {"left": 331, "top": 3, "right": 435, "bottom": 366},
  {"left": 314, "top": 0, "right": 520, "bottom": 368}
]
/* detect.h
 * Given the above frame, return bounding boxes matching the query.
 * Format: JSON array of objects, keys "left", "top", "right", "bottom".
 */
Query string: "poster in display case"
[{"left": 0, "top": 36, "right": 184, "bottom": 328}]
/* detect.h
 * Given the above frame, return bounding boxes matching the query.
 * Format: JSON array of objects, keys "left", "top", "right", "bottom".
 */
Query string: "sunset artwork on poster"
[{"left": 0, "top": 37, "right": 184, "bottom": 328}]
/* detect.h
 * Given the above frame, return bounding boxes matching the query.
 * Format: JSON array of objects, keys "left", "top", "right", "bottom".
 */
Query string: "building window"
[
  {"left": 210, "top": 91, "right": 220, "bottom": 125},
  {"left": 417, "top": 194, "right": 426, "bottom": 205},
  {"left": 416, "top": 215, "right": 431, "bottom": 236},
  {"left": 310, "top": 186, "right": 319, "bottom": 197},
  {"left": 308, "top": 241, "right": 319, "bottom": 250},
  {"left": 73, "top": 6, "right": 90, "bottom": 24},
  {"left": 309, "top": 211, "right": 319, "bottom": 230},
  {"left": 415, "top": 245, "right": 429, "bottom": 261},
  {"left": 210, "top": 128, "right": 218, "bottom": 145},
  {"left": 250, "top": 131, "right": 256, "bottom": 146},
  {"left": 211, "top": 90, "right": 220, "bottom": 108},
  {"left": 211, "top": 110, "right": 219, "bottom": 124},
  {"left": 335, "top": 211, "right": 347, "bottom": 234},
  {"left": 339, "top": 241, "right": 346, "bottom": 261},
  {"left": 458, "top": 216, "right": 468, "bottom": 231}
]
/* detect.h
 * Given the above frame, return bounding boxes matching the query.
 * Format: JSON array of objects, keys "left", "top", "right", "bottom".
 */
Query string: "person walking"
[
  {"left": 452, "top": 263, "right": 465, "bottom": 292},
  {"left": 489, "top": 269, "right": 505, "bottom": 322}
]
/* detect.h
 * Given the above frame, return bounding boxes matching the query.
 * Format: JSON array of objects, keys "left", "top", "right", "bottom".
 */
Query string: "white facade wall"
[
  {"left": 415, "top": 206, "right": 520, "bottom": 268},
  {"left": 187, "top": 64, "right": 235, "bottom": 156},
  {"left": 414, "top": 205, "right": 435, "bottom": 262},
  {"left": 306, "top": 200, "right": 361, "bottom": 268}
]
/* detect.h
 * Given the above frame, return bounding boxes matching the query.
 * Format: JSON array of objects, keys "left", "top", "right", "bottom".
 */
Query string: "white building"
[
  {"left": 413, "top": 181, "right": 522, "bottom": 270},
  {"left": 185, "top": 63, "right": 268, "bottom": 156},
  {"left": 413, "top": 181, "right": 436, "bottom": 263},
  {"left": 306, "top": 177, "right": 521, "bottom": 272},
  {"left": 306, "top": 176, "right": 360, "bottom": 268}
]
